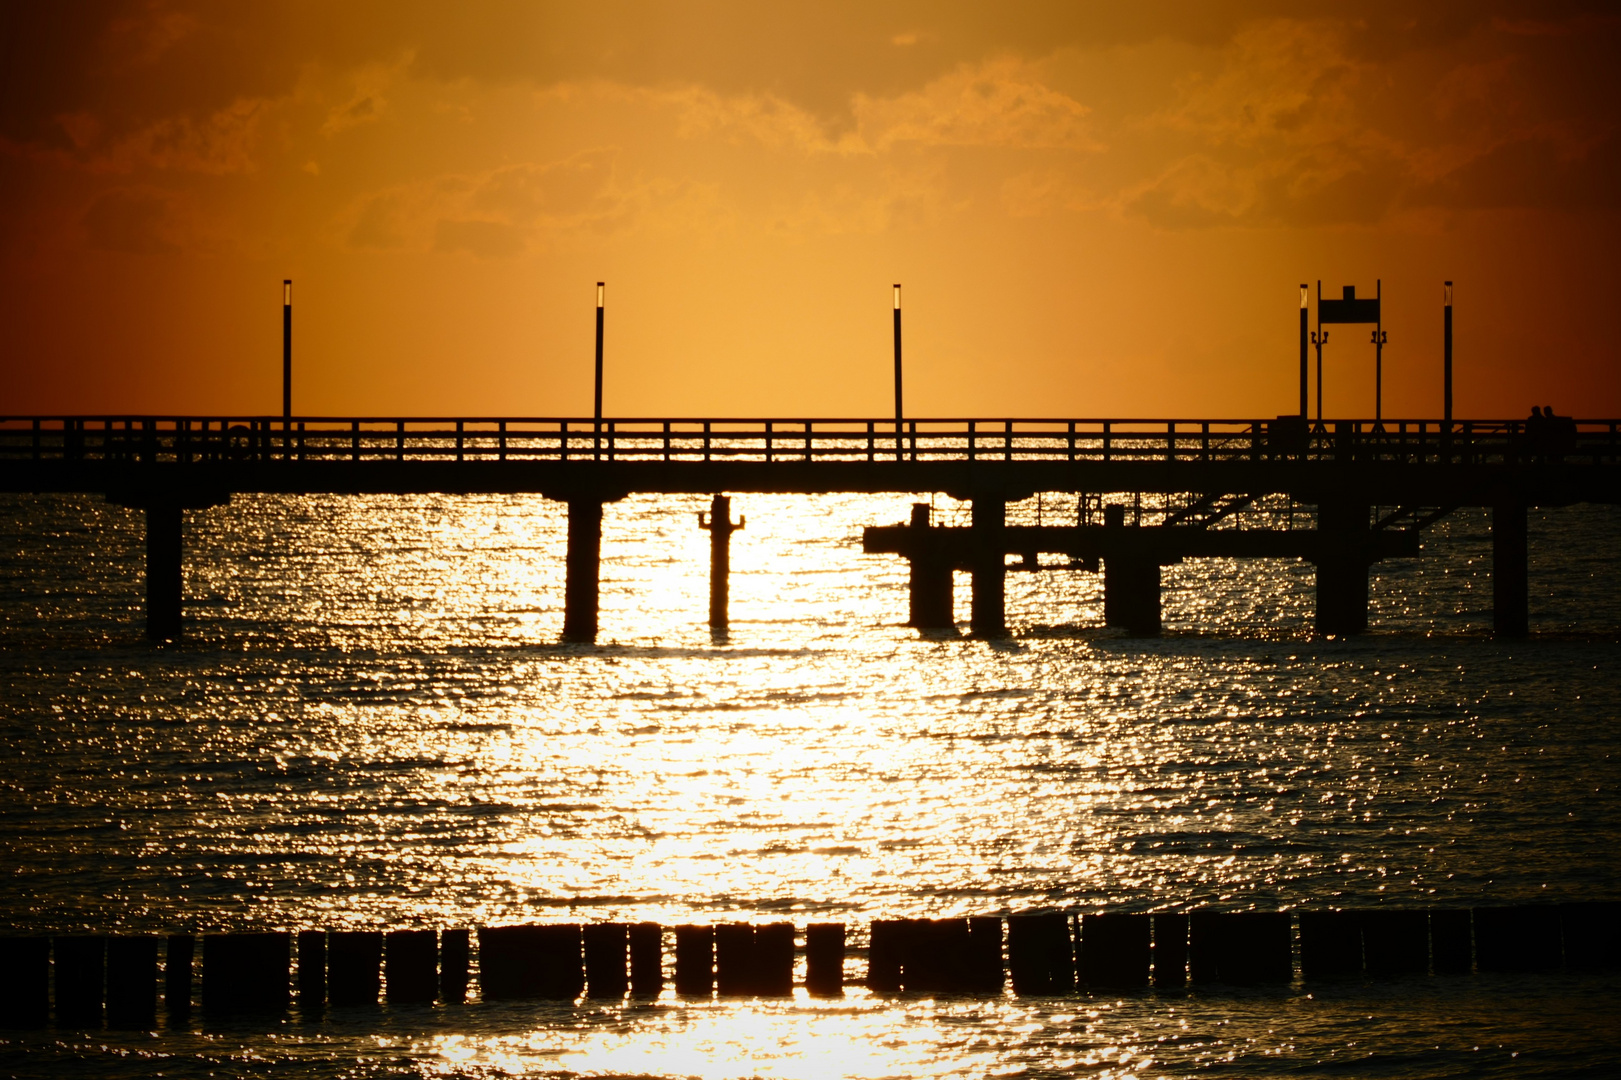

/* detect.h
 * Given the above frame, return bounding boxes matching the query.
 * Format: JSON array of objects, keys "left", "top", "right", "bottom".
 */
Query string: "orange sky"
[{"left": 3, "top": 1, "right": 1619, "bottom": 419}]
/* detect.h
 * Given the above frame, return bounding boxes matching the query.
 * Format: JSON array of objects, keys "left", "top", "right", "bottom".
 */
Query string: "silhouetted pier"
[{"left": 4, "top": 414, "right": 1618, "bottom": 639}]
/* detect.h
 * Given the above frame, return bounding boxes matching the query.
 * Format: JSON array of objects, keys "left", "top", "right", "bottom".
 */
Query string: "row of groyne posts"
[{"left": 4, "top": 903, "right": 1615, "bottom": 1028}]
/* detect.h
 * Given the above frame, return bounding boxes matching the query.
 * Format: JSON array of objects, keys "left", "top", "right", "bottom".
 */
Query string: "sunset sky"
[{"left": 3, "top": 1, "right": 1619, "bottom": 419}]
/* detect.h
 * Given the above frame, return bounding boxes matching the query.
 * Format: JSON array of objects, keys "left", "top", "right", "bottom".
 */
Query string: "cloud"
[{"left": 341, "top": 148, "right": 662, "bottom": 255}]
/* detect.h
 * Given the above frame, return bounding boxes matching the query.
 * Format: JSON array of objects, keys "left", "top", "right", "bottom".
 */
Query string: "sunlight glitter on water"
[{"left": 1, "top": 492, "right": 1619, "bottom": 1077}]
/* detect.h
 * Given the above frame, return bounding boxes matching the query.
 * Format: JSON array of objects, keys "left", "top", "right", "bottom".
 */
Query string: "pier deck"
[{"left": 4, "top": 415, "right": 1618, "bottom": 639}]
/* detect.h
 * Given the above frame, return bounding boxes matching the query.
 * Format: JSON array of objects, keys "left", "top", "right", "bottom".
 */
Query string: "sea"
[{"left": 1, "top": 490, "right": 1618, "bottom": 1078}]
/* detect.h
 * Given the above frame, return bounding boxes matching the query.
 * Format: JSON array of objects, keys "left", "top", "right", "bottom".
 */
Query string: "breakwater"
[{"left": 5, "top": 904, "right": 1616, "bottom": 1029}]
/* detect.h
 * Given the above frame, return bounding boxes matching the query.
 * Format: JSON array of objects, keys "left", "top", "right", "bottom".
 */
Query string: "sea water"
[{"left": 1, "top": 492, "right": 1618, "bottom": 1078}]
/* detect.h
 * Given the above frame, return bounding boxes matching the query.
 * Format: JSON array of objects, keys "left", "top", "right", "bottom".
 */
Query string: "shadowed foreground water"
[{"left": 1, "top": 492, "right": 1618, "bottom": 1078}]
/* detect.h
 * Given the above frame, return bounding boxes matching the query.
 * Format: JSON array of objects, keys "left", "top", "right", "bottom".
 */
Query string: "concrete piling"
[
  {"left": 583, "top": 923, "right": 629, "bottom": 998},
  {"left": 297, "top": 930, "right": 325, "bottom": 1012},
  {"left": 1315, "top": 502, "right": 1370, "bottom": 634},
  {"left": 0, "top": 937, "right": 50, "bottom": 1028},
  {"left": 699, "top": 495, "right": 744, "bottom": 630},
  {"left": 53, "top": 936, "right": 105, "bottom": 1027},
  {"left": 440, "top": 929, "right": 470, "bottom": 1004},
  {"left": 1298, "top": 911, "right": 1362, "bottom": 979},
  {"left": 1077, "top": 913, "right": 1150, "bottom": 988},
  {"left": 145, "top": 504, "right": 183, "bottom": 639},
  {"left": 1361, "top": 910, "right": 1428, "bottom": 976},
  {"left": 562, "top": 500, "right": 603, "bottom": 643},
  {"left": 1151, "top": 914, "right": 1188, "bottom": 988},
  {"left": 906, "top": 504, "right": 954, "bottom": 629},
  {"left": 673, "top": 925, "right": 715, "bottom": 997},
  {"left": 1189, "top": 912, "right": 1291, "bottom": 984},
  {"left": 1006, "top": 914, "right": 1073, "bottom": 995},
  {"left": 105, "top": 936, "right": 158, "bottom": 1029},
  {"left": 1102, "top": 507, "right": 1161, "bottom": 634},
  {"left": 1430, "top": 909, "right": 1472, "bottom": 975},
  {"left": 384, "top": 929, "right": 437, "bottom": 1005},
  {"left": 327, "top": 931, "right": 382, "bottom": 1007},
  {"left": 202, "top": 932, "right": 289, "bottom": 1016},
  {"left": 969, "top": 497, "right": 1007, "bottom": 636},
  {"left": 805, "top": 923, "right": 845, "bottom": 996},
  {"left": 628, "top": 922, "right": 662, "bottom": 997},
  {"left": 1493, "top": 500, "right": 1529, "bottom": 637},
  {"left": 165, "top": 934, "right": 194, "bottom": 1020}
]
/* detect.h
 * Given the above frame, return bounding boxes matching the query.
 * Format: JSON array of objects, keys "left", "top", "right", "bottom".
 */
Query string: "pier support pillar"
[
  {"left": 1493, "top": 499, "right": 1529, "bottom": 638},
  {"left": 907, "top": 503, "right": 954, "bottom": 629},
  {"left": 562, "top": 499, "right": 603, "bottom": 643},
  {"left": 698, "top": 495, "right": 744, "bottom": 630},
  {"left": 969, "top": 497, "right": 1007, "bottom": 637},
  {"left": 146, "top": 503, "right": 183, "bottom": 640},
  {"left": 1315, "top": 502, "right": 1369, "bottom": 635},
  {"left": 1101, "top": 505, "right": 1161, "bottom": 634}
]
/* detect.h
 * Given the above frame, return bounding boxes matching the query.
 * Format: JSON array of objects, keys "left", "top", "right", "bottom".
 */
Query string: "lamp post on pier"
[
  {"left": 1298, "top": 284, "right": 1309, "bottom": 417},
  {"left": 282, "top": 280, "right": 292, "bottom": 421},
  {"left": 594, "top": 281, "right": 604, "bottom": 459},
  {"left": 1443, "top": 281, "right": 1454, "bottom": 427},
  {"left": 893, "top": 284, "right": 904, "bottom": 459}
]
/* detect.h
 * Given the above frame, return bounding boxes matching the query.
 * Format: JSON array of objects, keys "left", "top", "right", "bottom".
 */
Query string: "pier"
[{"left": 3, "top": 415, "right": 1618, "bottom": 639}]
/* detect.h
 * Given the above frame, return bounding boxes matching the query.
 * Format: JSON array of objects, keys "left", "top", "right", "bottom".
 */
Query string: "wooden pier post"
[
  {"left": 906, "top": 503, "right": 954, "bottom": 629},
  {"left": 805, "top": 923, "right": 845, "bottom": 996},
  {"left": 53, "top": 937, "right": 105, "bottom": 1027},
  {"left": 698, "top": 495, "right": 744, "bottom": 630},
  {"left": 1315, "top": 502, "right": 1370, "bottom": 635},
  {"left": 165, "top": 934, "right": 194, "bottom": 1021},
  {"left": 0, "top": 938, "right": 50, "bottom": 1028},
  {"left": 562, "top": 499, "right": 603, "bottom": 642},
  {"left": 384, "top": 929, "right": 438, "bottom": 1004},
  {"left": 297, "top": 930, "right": 325, "bottom": 1012},
  {"left": 1493, "top": 499, "right": 1529, "bottom": 637},
  {"left": 440, "top": 929, "right": 470, "bottom": 1003},
  {"left": 145, "top": 503, "right": 183, "bottom": 639},
  {"left": 628, "top": 922, "right": 662, "bottom": 997},
  {"left": 970, "top": 497, "right": 1007, "bottom": 636},
  {"left": 106, "top": 936, "right": 158, "bottom": 1030}
]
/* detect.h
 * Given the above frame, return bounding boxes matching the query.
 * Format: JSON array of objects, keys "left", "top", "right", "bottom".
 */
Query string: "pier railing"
[{"left": 3, "top": 416, "right": 1617, "bottom": 467}]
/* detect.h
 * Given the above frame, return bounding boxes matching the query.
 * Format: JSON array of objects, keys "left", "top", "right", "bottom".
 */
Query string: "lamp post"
[
  {"left": 1372, "top": 278, "right": 1386, "bottom": 424},
  {"left": 594, "top": 282, "right": 604, "bottom": 459},
  {"left": 1311, "top": 281, "right": 1327, "bottom": 423},
  {"left": 893, "top": 284, "right": 904, "bottom": 459},
  {"left": 1443, "top": 281, "right": 1453, "bottom": 426},
  {"left": 1298, "top": 283, "right": 1308, "bottom": 417},
  {"left": 282, "top": 280, "right": 292, "bottom": 421}
]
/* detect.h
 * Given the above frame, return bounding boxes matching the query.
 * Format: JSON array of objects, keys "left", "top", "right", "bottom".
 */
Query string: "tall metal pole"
[
  {"left": 1298, "top": 283, "right": 1308, "bottom": 417},
  {"left": 892, "top": 284, "right": 903, "bottom": 421},
  {"left": 594, "top": 282, "right": 605, "bottom": 421},
  {"left": 282, "top": 280, "right": 292, "bottom": 420},
  {"left": 1443, "top": 280, "right": 1454, "bottom": 425},
  {"left": 1312, "top": 280, "right": 1326, "bottom": 423},
  {"left": 1372, "top": 278, "right": 1386, "bottom": 423}
]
